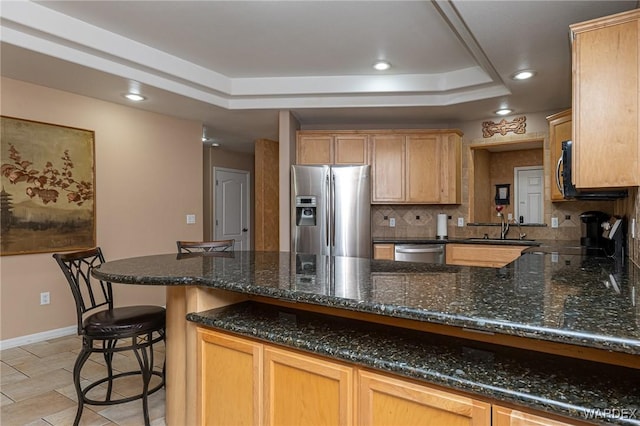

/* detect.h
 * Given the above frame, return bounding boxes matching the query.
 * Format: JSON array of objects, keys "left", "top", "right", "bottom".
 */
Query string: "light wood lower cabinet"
[
  {"left": 446, "top": 244, "right": 527, "bottom": 268},
  {"left": 197, "top": 327, "right": 575, "bottom": 426},
  {"left": 358, "top": 370, "right": 491, "bottom": 426},
  {"left": 265, "top": 347, "right": 353, "bottom": 426},
  {"left": 492, "top": 405, "right": 576, "bottom": 426},
  {"left": 373, "top": 243, "right": 395, "bottom": 260},
  {"left": 196, "top": 328, "right": 262, "bottom": 426}
]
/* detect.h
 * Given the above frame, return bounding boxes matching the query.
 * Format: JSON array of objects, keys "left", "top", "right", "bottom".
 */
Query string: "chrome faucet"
[
  {"left": 513, "top": 218, "right": 527, "bottom": 240},
  {"left": 498, "top": 212, "right": 509, "bottom": 239}
]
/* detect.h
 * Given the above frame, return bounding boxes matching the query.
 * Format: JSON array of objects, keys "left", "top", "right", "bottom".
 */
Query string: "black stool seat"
[
  {"left": 53, "top": 247, "right": 165, "bottom": 426},
  {"left": 84, "top": 305, "right": 165, "bottom": 337}
]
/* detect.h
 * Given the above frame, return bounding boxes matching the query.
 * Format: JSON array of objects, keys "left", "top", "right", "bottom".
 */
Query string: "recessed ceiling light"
[
  {"left": 211, "top": 143, "right": 220, "bottom": 147},
  {"left": 495, "top": 108, "right": 513, "bottom": 116},
  {"left": 373, "top": 61, "right": 391, "bottom": 71},
  {"left": 124, "top": 93, "right": 146, "bottom": 102},
  {"left": 511, "top": 70, "right": 536, "bottom": 80}
]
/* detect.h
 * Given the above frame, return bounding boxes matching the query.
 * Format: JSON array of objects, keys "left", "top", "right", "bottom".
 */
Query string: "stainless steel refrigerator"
[{"left": 291, "top": 165, "right": 371, "bottom": 257}]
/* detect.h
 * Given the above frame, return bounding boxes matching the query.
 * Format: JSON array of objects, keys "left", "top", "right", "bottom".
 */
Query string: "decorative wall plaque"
[{"left": 482, "top": 116, "right": 526, "bottom": 138}]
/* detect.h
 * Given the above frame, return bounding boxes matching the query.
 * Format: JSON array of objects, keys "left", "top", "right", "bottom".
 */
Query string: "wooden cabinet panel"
[
  {"left": 371, "top": 134, "right": 406, "bottom": 202},
  {"left": 335, "top": 134, "right": 368, "bottom": 165},
  {"left": 406, "top": 134, "right": 440, "bottom": 203},
  {"left": 297, "top": 135, "right": 333, "bottom": 165},
  {"left": 297, "top": 132, "right": 368, "bottom": 165},
  {"left": 493, "top": 405, "right": 577, "bottom": 426},
  {"left": 197, "top": 328, "right": 262, "bottom": 426},
  {"left": 546, "top": 110, "right": 572, "bottom": 202},
  {"left": 446, "top": 244, "right": 527, "bottom": 268},
  {"left": 372, "top": 243, "right": 394, "bottom": 260},
  {"left": 357, "top": 370, "right": 491, "bottom": 426},
  {"left": 441, "top": 132, "right": 462, "bottom": 204},
  {"left": 571, "top": 10, "right": 640, "bottom": 188},
  {"left": 265, "top": 347, "right": 354, "bottom": 426}
]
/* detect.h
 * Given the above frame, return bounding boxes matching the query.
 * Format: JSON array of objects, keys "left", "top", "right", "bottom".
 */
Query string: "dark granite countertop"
[
  {"left": 93, "top": 250, "right": 640, "bottom": 356},
  {"left": 188, "top": 302, "right": 640, "bottom": 425}
]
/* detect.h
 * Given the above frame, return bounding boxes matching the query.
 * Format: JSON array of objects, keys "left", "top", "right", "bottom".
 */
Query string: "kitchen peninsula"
[{"left": 93, "top": 249, "right": 640, "bottom": 426}]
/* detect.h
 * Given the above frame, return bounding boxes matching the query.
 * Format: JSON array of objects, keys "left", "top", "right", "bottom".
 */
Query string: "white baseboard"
[{"left": 0, "top": 325, "right": 76, "bottom": 350}]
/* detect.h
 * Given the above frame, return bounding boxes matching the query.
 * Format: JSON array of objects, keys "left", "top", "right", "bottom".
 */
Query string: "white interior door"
[
  {"left": 515, "top": 166, "right": 543, "bottom": 224},
  {"left": 214, "top": 167, "right": 250, "bottom": 250}
]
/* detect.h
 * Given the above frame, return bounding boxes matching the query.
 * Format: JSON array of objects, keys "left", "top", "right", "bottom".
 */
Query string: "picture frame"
[
  {"left": 1, "top": 116, "right": 96, "bottom": 255},
  {"left": 495, "top": 183, "right": 510, "bottom": 205}
]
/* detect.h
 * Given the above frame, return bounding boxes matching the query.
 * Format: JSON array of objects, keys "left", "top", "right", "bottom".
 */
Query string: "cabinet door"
[
  {"left": 265, "top": 347, "right": 354, "bottom": 426},
  {"left": 440, "top": 132, "right": 462, "bottom": 204},
  {"left": 493, "top": 405, "right": 576, "bottom": 426},
  {"left": 197, "top": 328, "right": 262, "bottom": 426},
  {"left": 297, "top": 135, "right": 333, "bottom": 165},
  {"left": 371, "top": 134, "right": 405, "bottom": 202},
  {"left": 372, "top": 243, "right": 394, "bottom": 260},
  {"left": 406, "top": 134, "right": 441, "bottom": 203},
  {"left": 335, "top": 134, "right": 368, "bottom": 165},
  {"left": 445, "top": 244, "right": 527, "bottom": 268},
  {"left": 357, "top": 370, "right": 490, "bottom": 426},
  {"left": 547, "top": 110, "right": 572, "bottom": 201},
  {"left": 572, "top": 11, "right": 640, "bottom": 188}
]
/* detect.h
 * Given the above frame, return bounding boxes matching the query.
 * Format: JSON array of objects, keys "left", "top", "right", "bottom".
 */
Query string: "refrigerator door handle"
[
  {"left": 331, "top": 172, "right": 336, "bottom": 248},
  {"left": 325, "top": 172, "right": 330, "bottom": 250}
]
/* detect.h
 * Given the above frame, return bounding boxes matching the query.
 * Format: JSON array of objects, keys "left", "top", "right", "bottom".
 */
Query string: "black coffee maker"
[{"left": 579, "top": 211, "right": 609, "bottom": 252}]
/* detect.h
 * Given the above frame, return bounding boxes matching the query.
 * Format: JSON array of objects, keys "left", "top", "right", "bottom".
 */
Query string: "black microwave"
[{"left": 559, "top": 140, "right": 627, "bottom": 200}]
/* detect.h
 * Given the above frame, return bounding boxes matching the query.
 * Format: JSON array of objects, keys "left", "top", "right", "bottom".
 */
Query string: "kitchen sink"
[{"left": 464, "top": 238, "right": 539, "bottom": 246}]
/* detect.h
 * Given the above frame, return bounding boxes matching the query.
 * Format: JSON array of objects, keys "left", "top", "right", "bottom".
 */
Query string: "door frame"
[
  {"left": 513, "top": 165, "right": 544, "bottom": 224},
  {"left": 213, "top": 167, "right": 251, "bottom": 249}
]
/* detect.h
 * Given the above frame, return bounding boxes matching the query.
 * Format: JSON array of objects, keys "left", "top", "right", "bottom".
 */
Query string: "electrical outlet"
[
  {"left": 551, "top": 217, "right": 559, "bottom": 228},
  {"left": 389, "top": 218, "right": 396, "bottom": 227},
  {"left": 457, "top": 217, "right": 464, "bottom": 227},
  {"left": 507, "top": 213, "right": 513, "bottom": 221},
  {"left": 186, "top": 214, "right": 196, "bottom": 224},
  {"left": 40, "top": 292, "right": 50, "bottom": 305}
]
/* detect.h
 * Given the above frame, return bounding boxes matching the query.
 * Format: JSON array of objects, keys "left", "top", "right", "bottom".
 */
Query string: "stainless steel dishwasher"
[{"left": 394, "top": 244, "right": 445, "bottom": 264}]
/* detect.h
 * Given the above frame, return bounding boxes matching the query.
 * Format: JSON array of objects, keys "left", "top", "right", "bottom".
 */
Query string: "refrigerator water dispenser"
[{"left": 295, "top": 196, "right": 317, "bottom": 226}]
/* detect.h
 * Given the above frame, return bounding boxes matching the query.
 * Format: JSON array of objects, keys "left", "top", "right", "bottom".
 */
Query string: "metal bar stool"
[
  {"left": 53, "top": 247, "right": 165, "bottom": 426},
  {"left": 176, "top": 239, "right": 235, "bottom": 253}
]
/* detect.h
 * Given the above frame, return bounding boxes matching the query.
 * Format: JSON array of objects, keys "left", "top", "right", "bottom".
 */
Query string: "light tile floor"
[{"left": 1, "top": 334, "right": 166, "bottom": 426}]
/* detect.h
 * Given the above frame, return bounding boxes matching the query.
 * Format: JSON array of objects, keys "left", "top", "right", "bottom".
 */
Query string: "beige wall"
[
  {"left": 0, "top": 78, "right": 203, "bottom": 341},
  {"left": 203, "top": 147, "right": 255, "bottom": 247}
]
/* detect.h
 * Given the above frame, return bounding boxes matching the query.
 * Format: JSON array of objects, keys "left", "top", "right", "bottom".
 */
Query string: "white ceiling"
[{"left": 1, "top": 0, "right": 637, "bottom": 152}]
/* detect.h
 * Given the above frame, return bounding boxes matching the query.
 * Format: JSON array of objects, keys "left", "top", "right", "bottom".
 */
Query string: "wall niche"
[{"left": 470, "top": 140, "right": 544, "bottom": 225}]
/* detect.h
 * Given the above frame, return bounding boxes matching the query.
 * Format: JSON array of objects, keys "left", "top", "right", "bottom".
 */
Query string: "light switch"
[
  {"left": 457, "top": 217, "right": 464, "bottom": 227},
  {"left": 186, "top": 214, "right": 196, "bottom": 224},
  {"left": 551, "top": 217, "right": 559, "bottom": 228}
]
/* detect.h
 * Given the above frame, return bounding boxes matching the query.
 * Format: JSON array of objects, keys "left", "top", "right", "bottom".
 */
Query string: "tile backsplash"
[{"left": 372, "top": 201, "right": 617, "bottom": 241}]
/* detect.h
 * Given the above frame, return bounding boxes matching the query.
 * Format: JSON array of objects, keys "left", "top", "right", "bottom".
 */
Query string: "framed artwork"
[
  {"left": 495, "top": 183, "right": 510, "bottom": 205},
  {"left": 1, "top": 116, "right": 96, "bottom": 255}
]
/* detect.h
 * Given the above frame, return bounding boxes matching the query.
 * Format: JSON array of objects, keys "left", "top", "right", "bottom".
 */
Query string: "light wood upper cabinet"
[
  {"left": 371, "top": 134, "right": 405, "bottom": 202},
  {"left": 334, "top": 134, "right": 369, "bottom": 164},
  {"left": 371, "top": 131, "right": 462, "bottom": 204},
  {"left": 546, "top": 109, "right": 572, "bottom": 202},
  {"left": 358, "top": 370, "right": 491, "bottom": 426},
  {"left": 571, "top": 9, "right": 640, "bottom": 188},
  {"left": 297, "top": 132, "right": 368, "bottom": 165}
]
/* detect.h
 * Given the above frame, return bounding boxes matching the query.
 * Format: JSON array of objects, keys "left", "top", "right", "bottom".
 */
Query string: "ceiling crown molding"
[{"left": 1, "top": 0, "right": 510, "bottom": 110}]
